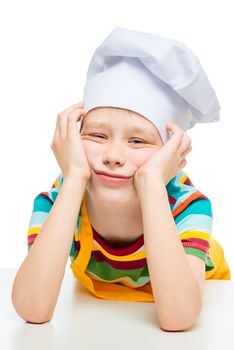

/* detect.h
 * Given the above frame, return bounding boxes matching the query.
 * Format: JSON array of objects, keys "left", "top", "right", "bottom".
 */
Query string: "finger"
[
  {"left": 166, "top": 126, "right": 184, "bottom": 147},
  {"left": 179, "top": 158, "right": 187, "bottom": 169},
  {"left": 59, "top": 102, "right": 85, "bottom": 115},
  {"left": 166, "top": 123, "right": 186, "bottom": 140},
  {"left": 52, "top": 115, "right": 60, "bottom": 144},
  {"left": 67, "top": 108, "right": 87, "bottom": 139},
  {"left": 166, "top": 122, "right": 184, "bottom": 134},
  {"left": 181, "top": 145, "right": 192, "bottom": 158},
  {"left": 58, "top": 105, "right": 86, "bottom": 139},
  {"left": 57, "top": 113, "right": 67, "bottom": 140},
  {"left": 167, "top": 123, "right": 191, "bottom": 151},
  {"left": 179, "top": 135, "right": 192, "bottom": 155}
]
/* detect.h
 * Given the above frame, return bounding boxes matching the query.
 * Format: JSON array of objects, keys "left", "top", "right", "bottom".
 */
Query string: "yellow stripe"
[
  {"left": 53, "top": 178, "right": 59, "bottom": 188},
  {"left": 92, "top": 243, "right": 146, "bottom": 261},
  {"left": 28, "top": 226, "right": 79, "bottom": 243},
  {"left": 27, "top": 226, "right": 41, "bottom": 235},
  {"left": 179, "top": 230, "right": 211, "bottom": 241},
  {"left": 180, "top": 173, "right": 187, "bottom": 184}
]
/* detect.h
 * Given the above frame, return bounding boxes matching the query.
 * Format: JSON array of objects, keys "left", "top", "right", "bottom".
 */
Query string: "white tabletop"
[{"left": 1, "top": 268, "right": 234, "bottom": 350}]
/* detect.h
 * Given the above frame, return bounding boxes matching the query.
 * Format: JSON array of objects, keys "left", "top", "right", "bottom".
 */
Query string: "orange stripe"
[{"left": 172, "top": 191, "right": 202, "bottom": 218}]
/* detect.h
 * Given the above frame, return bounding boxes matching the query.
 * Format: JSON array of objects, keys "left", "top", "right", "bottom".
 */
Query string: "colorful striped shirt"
[{"left": 27, "top": 170, "right": 216, "bottom": 290}]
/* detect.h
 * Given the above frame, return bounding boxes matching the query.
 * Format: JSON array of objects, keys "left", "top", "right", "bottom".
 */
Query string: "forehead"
[{"left": 83, "top": 107, "right": 160, "bottom": 136}]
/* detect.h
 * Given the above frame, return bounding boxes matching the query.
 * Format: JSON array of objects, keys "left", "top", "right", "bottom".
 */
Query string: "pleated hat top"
[{"left": 83, "top": 26, "right": 220, "bottom": 143}]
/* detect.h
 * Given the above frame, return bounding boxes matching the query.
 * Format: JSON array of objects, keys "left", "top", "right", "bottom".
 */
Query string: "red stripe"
[
  {"left": 75, "top": 240, "right": 147, "bottom": 269},
  {"left": 92, "top": 228, "right": 144, "bottom": 256},
  {"left": 182, "top": 237, "right": 210, "bottom": 248},
  {"left": 183, "top": 177, "right": 192, "bottom": 186},
  {"left": 91, "top": 250, "right": 147, "bottom": 269},
  {"left": 27, "top": 233, "right": 38, "bottom": 245},
  {"left": 182, "top": 242, "right": 209, "bottom": 253},
  {"left": 168, "top": 195, "right": 177, "bottom": 205}
]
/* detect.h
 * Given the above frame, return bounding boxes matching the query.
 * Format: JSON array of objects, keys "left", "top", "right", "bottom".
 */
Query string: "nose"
[{"left": 102, "top": 141, "right": 125, "bottom": 166}]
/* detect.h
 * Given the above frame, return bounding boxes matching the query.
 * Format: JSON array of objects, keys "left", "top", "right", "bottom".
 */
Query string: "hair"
[{"left": 79, "top": 106, "right": 133, "bottom": 133}]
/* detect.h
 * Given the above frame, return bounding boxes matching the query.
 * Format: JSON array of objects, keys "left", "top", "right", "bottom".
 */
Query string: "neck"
[{"left": 84, "top": 190, "right": 144, "bottom": 237}]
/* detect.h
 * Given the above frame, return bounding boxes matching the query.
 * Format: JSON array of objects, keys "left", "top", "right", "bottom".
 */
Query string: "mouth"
[
  {"left": 93, "top": 169, "right": 133, "bottom": 185},
  {"left": 94, "top": 169, "right": 133, "bottom": 179}
]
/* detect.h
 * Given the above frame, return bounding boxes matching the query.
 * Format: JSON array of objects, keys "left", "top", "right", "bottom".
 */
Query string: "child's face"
[{"left": 80, "top": 107, "right": 163, "bottom": 205}]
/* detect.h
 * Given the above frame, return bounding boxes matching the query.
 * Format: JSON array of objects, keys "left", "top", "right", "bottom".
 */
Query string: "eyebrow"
[{"left": 83, "top": 121, "right": 158, "bottom": 139}]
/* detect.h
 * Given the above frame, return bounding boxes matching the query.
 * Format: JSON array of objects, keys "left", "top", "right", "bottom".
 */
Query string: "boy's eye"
[
  {"left": 89, "top": 134, "right": 145, "bottom": 144},
  {"left": 89, "top": 134, "right": 105, "bottom": 138},
  {"left": 90, "top": 134, "right": 103, "bottom": 137},
  {"left": 130, "top": 139, "right": 145, "bottom": 144}
]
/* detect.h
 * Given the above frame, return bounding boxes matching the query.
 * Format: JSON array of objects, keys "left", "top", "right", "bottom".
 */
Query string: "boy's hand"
[
  {"left": 133, "top": 123, "right": 192, "bottom": 193},
  {"left": 50, "top": 101, "right": 92, "bottom": 181}
]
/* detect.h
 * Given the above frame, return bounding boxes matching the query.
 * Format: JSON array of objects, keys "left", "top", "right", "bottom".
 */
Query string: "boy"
[{"left": 12, "top": 27, "right": 231, "bottom": 331}]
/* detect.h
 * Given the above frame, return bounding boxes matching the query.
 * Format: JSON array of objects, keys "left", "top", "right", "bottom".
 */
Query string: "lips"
[{"left": 94, "top": 169, "right": 132, "bottom": 179}]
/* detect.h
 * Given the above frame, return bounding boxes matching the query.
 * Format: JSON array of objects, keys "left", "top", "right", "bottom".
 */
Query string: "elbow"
[
  {"left": 23, "top": 307, "right": 53, "bottom": 324},
  {"left": 11, "top": 290, "right": 54, "bottom": 324},
  {"left": 25, "top": 314, "right": 53, "bottom": 324},
  {"left": 159, "top": 317, "right": 198, "bottom": 332},
  {"left": 14, "top": 305, "right": 53, "bottom": 324},
  {"left": 13, "top": 304, "right": 53, "bottom": 324},
  {"left": 156, "top": 302, "right": 202, "bottom": 332}
]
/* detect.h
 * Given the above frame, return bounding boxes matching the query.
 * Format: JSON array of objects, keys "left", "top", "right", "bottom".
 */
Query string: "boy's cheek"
[
  {"left": 81, "top": 139, "right": 94, "bottom": 152},
  {"left": 135, "top": 148, "right": 160, "bottom": 168},
  {"left": 81, "top": 139, "right": 100, "bottom": 160}
]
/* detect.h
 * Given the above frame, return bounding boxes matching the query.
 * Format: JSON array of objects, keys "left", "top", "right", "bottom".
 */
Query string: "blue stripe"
[
  {"left": 28, "top": 211, "right": 49, "bottom": 227},
  {"left": 33, "top": 195, "right": 53, "bottom": 212},
  {"left": 175, "top": 198, "right": 212, "bottom": 222},
  {"left": 176, "top": 214, "right": 212, "bottom": 234}
]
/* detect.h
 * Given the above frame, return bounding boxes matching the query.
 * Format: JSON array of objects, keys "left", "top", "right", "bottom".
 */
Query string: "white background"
[{"left": 0, "top": 0, "right": 233, "bottom": 275}]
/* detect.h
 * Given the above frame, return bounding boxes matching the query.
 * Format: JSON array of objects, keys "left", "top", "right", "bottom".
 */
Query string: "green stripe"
[
  {"left": 86, "top": 255, "right": 150, "bottom": 282},
  {"left": 86, "top": 269, "right": 150, "bottom": 286},
  {"left": 183, "top": 247, "right": 216, "bottom": 271}
]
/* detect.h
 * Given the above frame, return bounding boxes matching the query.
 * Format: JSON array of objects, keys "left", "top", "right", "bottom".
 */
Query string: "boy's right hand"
[{"left": 50, "top": 101, "right": 91, "bottom": 181}]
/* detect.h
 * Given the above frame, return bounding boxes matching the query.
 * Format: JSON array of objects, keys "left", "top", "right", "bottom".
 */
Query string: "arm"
[
  {"left": 140, "top": 182, "right": 203, "bottom": 331},
  {"left": 11, "top": 176, "right": 87, "bottom": 323}
]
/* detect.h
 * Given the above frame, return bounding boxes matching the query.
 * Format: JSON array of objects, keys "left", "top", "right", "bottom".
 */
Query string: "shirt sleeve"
[
  {"left": 174, "top": 194, "right": 216, "bottom": 272},
  {"left": 27, "top": 172, "right": 64, "bottom": 252}
]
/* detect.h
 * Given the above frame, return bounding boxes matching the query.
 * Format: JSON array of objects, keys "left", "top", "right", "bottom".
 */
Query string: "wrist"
[
  {"left": 139, "top": 183, "right": 168, "bottom": 213},
  {"left": 136, "top": 176, "right": 165, "bottom": 197},
  {"left": 63, "top": 175, "right": 88, "bottom": 191}
]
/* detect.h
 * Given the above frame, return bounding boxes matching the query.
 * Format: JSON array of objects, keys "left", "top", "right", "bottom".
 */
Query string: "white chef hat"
[{"left": 83, "top": 26, "right": 220, "bottom": 144}]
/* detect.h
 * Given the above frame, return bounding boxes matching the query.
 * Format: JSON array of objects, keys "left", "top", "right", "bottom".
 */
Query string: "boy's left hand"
[{"left": 133, "top": 123, "right": 192, "bottom": 193}]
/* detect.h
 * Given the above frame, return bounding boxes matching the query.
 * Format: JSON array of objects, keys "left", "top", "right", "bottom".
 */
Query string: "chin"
[{"left": 86, "top": 181, "right": 137, "bottom": 205}]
